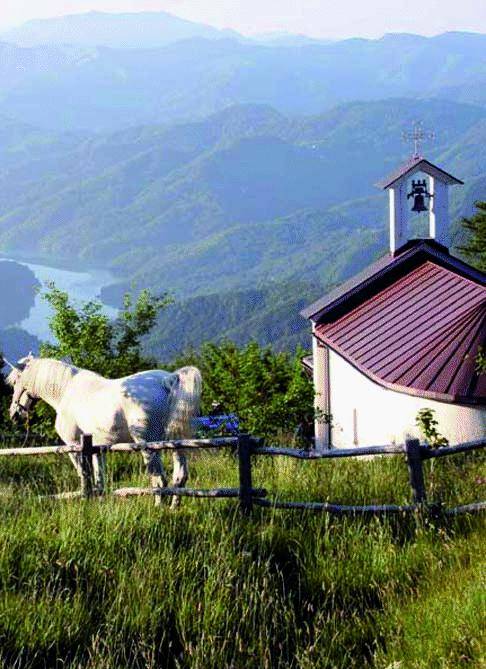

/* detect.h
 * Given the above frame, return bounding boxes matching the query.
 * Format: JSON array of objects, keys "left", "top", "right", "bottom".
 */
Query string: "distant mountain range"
[
  {"left": 0, "top": 31, "right": 485, "bottom": 131},
  {"left": 1, "top": 11, "right": 243, "bottom": 49},
  {"left": 0, "top": 11, "right": 333, "bottom": 50}
]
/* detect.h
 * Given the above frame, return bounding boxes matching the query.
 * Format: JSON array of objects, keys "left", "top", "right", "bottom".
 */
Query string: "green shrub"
[
  {"left": 171, "top": 340, "right": 315, "bottom": 440},
  {"left": 415, "top": 408, "right": 449, "bottom": 448}
]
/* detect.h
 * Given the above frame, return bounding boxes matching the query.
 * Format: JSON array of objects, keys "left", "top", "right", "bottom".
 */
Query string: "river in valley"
[{"left": 1, "top": 257, "right": 118, "bottom": 343}]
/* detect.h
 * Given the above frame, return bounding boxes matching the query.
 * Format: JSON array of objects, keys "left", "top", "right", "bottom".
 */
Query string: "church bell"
[
  {"left": 407, "top": 179, "right": 431, "bottom": 213},
  {"left": 411, "top": 193, "right": 427, "bottom": 212}
]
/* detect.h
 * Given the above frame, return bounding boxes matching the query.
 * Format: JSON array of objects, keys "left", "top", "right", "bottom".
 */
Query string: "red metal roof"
[
  {"left": 301, "top": 239, "right": 484, "bottom": 321},
  {"left": 315, "top": 260, "right": 486, "bottom": 405}
]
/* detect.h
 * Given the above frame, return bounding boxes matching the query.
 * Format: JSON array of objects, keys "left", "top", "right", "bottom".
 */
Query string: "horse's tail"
[{"left": 165, "top": 366, "right": 202, "bottom": 439}]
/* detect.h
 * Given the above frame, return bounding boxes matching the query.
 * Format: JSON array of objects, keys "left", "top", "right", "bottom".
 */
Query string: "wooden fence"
[{"left": 0, "top": 434, "right": 485, "bottom": 518}]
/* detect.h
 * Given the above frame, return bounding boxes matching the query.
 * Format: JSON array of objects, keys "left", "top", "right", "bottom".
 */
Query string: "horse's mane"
[{"left": 20, "top": 358, "right": 80, "bottom": 402}]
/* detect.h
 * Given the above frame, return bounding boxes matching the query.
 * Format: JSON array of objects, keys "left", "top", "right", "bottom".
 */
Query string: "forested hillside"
[
  {"left": 0, "top": 261, "right": 39, "bottom": 329},
  {"left": 0, "top": 98, "right": 484, "bottom": 293},
  {"left": 0, "top": 261, "right": 40, "bottom": 361},
  {"left": 143, "top": 280, "right": 324, "bottom": 360},
  {"left": 0, "top": 96, "right": 485, "bottom": 355}
]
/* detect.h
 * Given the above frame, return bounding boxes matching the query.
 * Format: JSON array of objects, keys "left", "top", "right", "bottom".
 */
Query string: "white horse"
[{"left": 6, "top": 354, "right": 202, "bottom": 505}]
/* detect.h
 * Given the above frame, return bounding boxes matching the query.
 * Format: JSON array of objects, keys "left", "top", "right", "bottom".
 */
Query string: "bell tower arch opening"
[{"left": 407, "top": 172, "right": 433, "bottom": 240}]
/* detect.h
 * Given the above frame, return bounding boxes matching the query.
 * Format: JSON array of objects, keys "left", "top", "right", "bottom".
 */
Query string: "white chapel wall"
[{"left": 328, "top": 350, "right": 486, "bottom": 447}]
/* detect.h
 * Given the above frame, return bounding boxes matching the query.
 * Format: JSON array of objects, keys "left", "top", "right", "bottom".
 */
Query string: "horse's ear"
[{"left": 16, "top": 353, "right": 34, "bottom": 369}]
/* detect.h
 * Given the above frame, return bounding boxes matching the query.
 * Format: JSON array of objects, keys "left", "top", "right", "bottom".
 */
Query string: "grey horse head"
[{"left": 5, "top": 353, "right": 37, "bottom": 420}]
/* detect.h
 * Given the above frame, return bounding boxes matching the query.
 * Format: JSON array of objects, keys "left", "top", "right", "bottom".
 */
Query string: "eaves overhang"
[{"left": 301, "top": 240, "right": 485, "bottom": 324}]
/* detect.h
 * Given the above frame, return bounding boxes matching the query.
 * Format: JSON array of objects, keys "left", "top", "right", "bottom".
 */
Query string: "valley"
[{"left": 0, "top": 26, "right": 484, "bottom": 358}]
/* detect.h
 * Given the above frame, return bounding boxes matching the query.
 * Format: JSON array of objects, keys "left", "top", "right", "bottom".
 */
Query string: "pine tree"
[
  {"left": 459, "top": 201, "right": 486, "bottom": 376},
  {"left": 459, "top": 201, "right": 486, "bottom": 271}
]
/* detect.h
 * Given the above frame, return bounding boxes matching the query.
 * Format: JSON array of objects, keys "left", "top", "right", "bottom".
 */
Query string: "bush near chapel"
[{"left": 170, "top": 340, "right": 315, "bottom": 440}]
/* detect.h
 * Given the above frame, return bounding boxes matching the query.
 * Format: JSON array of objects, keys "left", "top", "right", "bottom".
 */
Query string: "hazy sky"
[{"left": 1, "top": 0, "right": 485, "bottom": 38}]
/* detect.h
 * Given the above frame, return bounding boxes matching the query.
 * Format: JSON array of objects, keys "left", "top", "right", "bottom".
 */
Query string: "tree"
[
  {"left": 40, "top": 284, "right": 172, "bottom": 377},
  {"left": 26, "top": 285, "right": 171, "bottom": 438},
  {"left": 459, "top": 202, "right": 486, "bottom": 376},
  {"left": 475, "top": 347, "right": 486, "bottom": 375},
  {"left": 459, "top": 201, "right": 486, "bottom": 271},
  {"left": 415, "top": 408, "right": 449, "bottom": 448},
  {"left": 0, "top": 354, "right": 13, "bottom": 432},
  {"left": 171, "top": 340, "right": 315, "bottom": 441}
]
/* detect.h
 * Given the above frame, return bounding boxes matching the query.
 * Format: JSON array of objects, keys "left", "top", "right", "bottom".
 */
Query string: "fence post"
[
  {"left": 405, "top": 438, "right": 427, "bottom": 506},
  {"left": 238, "top": 433, "right": 253, "bottom": 516},
  {"left": 80, "top": 434, "right": 94, "bottom": 499}
]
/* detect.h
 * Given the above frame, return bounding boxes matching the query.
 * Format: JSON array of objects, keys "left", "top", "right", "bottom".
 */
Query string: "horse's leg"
[
  {"left": 92, "top": 452, "right": 106, "bottom": 495},
  {"left": 140, "top": 444, "right": 168, "bottom": 506},
  {"left": 170, "top": 452, "right": 188, "bottom": 509},
  {"left": 55, "top": 417, "right": 84, "bottom": 493},
  {"left": 126, "top": 417, "right": 168, "bottom": 504},
  {"left": 68, "top": 452, "right": 84, "bottom": 485}
]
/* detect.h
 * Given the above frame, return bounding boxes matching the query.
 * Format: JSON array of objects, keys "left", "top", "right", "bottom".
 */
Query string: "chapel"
[{"left": 301, "top": 154, "right": 486, "bottom": 449}]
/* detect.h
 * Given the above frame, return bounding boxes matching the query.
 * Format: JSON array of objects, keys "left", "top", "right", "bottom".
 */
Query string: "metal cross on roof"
[{"left": 402, "top": 121, "right": 435, "bottom": 160}]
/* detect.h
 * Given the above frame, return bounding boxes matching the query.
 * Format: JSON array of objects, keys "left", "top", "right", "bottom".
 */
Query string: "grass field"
[{"left": 0, "top": 443, "right": 484, "bottom": 668}]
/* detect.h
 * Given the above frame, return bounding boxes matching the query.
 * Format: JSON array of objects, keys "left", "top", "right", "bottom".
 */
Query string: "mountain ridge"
[
  {"left": 0, "top": 97, "right": 483, "bottom": 304},
  {"left": 1, "top": 10, "right": 243, "bottom": 49},
  {"left": 1, "top": 32, "right": 485, "bottom": 131}
]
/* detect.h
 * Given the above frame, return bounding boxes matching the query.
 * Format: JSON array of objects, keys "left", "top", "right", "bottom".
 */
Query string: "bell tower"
[{"left": 379, "top": 156, "right": 463, "bottom": 255}]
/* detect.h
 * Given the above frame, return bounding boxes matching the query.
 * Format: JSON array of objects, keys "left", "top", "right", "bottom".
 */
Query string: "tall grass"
[{"left": 0, "top": 445, "right": 484, "bottom": 668}]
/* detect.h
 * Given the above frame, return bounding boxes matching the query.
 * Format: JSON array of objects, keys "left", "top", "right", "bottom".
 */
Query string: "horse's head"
[{"left": 4, "top": 353, "right": 37, "bottom": 421}]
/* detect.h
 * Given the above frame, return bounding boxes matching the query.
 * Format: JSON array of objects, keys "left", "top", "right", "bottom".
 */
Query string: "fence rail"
[
  {"left": 253, "top": 443, "right": 406, "bottom": 459},
  {"left": 421, "top": 438, "right": 486, "bottom": 459},
  {"left": 113, "top": 486, "right": 267, "bottom": 499},
  {"left": 254, "top": 499, "right": 417, "bottom": 514},
  {"left": 0, "top": 432, "right": 484, "bottom": 520},
  {"left": 0, "top": 437, "right": 239, "bottom": 457}
]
